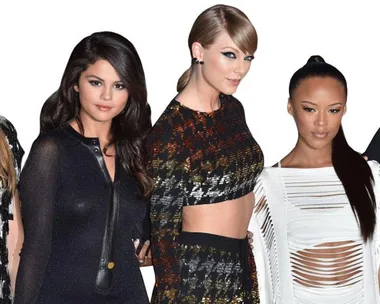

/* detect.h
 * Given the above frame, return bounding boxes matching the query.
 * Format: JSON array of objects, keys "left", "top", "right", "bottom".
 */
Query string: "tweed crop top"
[
  {"left": 147, "top": 94, "right": 264, "bottom": 301},
  {"left": 148, "top": 94, "right": 264, "bottom": 206}
]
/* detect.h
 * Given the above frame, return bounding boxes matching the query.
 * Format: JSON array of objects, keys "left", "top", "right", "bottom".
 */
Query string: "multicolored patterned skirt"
[{"left": 176, "top": 232, "right": 260, "bottom": 304}]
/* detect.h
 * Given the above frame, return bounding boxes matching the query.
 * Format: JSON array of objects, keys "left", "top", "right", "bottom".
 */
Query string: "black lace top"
[
  {"left": 0, "top": 116, "right": 24, "bottom": 302},
  {"left": 147, "top": 94, "right": 264, "bottom": 302}
]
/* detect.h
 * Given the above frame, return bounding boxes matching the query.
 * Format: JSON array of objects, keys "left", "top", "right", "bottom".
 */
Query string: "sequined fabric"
[
  {"left": 147, "top": 94, "right": 263, "bottom": 303},
  {"left": 176, "top": 232, "right": 259, "bottom": 304},
  {"left": 0, "top": 116, "right": 24, "bottom": 302}
]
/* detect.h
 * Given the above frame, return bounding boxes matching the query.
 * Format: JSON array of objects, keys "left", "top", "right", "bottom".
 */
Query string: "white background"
[{"left": 1, "top": 0, "right": 379, "bottom": 298}]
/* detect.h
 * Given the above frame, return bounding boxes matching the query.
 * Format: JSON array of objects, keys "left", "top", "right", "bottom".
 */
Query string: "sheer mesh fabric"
[
  {"left": 15, "top": 135, "right": 57, "bottom": 303},
  {"left": 14, "top": 126, "right": 150, "bottom": 304}
]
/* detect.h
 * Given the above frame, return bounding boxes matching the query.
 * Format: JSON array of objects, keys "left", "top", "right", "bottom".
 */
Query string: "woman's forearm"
[{"left": 7, "top": 191, "right": 24, "bottom": 293}]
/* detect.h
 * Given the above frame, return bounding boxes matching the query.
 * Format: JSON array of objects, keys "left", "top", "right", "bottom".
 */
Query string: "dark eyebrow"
[
  {"left": 328, "top": 103, "right": 343, "bottom": 107},
  {"left": 85, "top": 75, "right": 104, "bottom": 81},
  {"left": 85, "top": 75, "right": 123, "bottom": 83},
  {"left": 301, "top": 101, "right": 344, "bottom": 107}
]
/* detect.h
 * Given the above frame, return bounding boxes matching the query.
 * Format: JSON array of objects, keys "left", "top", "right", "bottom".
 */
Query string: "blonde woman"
[
  {"left": 0, "top": 116, "right": 24, "bottom": 302},
  {"left": 147, "top": 4, "right": 263, "bottom": 303}
]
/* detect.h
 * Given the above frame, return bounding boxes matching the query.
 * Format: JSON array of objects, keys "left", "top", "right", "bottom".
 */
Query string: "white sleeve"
[
  {"left": 9, "top": 198, "right": 14, "bottom": 217},
  {"left": 368, "top": 161, "right": 380, "bottom": 284},
  {"left": 249, "top": 175, "right": 272, "bottom": 304}
]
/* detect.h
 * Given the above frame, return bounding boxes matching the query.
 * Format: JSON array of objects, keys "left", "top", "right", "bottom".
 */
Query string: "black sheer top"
[{"left": 15, "top": 125, "right": 149, "bottom": 304}]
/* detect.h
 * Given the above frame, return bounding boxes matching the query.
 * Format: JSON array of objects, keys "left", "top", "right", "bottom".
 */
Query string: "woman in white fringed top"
[{"left": 250, "top": 55, "right": 380, "bottom": 304}]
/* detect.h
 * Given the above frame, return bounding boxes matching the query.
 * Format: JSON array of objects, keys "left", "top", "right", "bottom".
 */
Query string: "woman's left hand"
[
  {"left": 134, "top": 239, "right": 152, "bottom": 267},
  {"left": 247, "top": 231, "right": 253, "bottom": 250}
]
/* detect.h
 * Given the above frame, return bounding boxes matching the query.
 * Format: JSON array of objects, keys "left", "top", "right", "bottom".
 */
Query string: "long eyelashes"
[
  {"left": 89, "top": 80, "right": 101, "bottom": 86},
  {"left": 244, "top": 55, "right": 254, "bottom": 62},
  {"left": 221, "top": 51, "right": 236, "bottom": 59},
  {"left": 114, "top": 84, "right": 126, "bottom": 90},
  {"left": 302, "top": 107, "right": 315, "bottom": 112},
  {"left": 329, "top": 109, "right": 341, "bottom": 114},
  {"left": 221, "top": 52, "right": 254, "bottom": 62},
  {"left": 301, "top": 107, "right": 341, "bottom": 114},
  {"left": 88, "top": 80, "right": 126, "bottom": 90}
]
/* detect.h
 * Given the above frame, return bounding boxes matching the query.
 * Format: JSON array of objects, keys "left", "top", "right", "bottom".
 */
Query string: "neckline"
[
  {"left": 64, "top": 124, "right": 100, "bottom": 145},
  {"left": 272, "top": 162, "right": 334, "bottom": 171},
  {"left": 173, "top": 94, "right": 225, "bottom": 115},
  {"left": 64, "top": 124, "right": 118, "bottom": 183}
]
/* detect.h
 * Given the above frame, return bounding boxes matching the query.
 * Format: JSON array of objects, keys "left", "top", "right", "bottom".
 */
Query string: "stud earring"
[{"left": 192, "top": 57, "right": 204, "bottom": 65}]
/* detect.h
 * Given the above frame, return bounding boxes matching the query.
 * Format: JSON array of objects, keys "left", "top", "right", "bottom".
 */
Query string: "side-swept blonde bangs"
[{"left": 178, "top": 4, "right": 258, "bottom": 92}]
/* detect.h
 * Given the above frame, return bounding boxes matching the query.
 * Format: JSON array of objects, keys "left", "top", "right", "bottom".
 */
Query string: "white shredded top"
[{"left": 250, "top": 160, "right": 380, "bottom": 304}]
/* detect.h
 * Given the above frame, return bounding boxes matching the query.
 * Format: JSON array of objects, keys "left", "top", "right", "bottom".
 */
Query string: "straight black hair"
[{"left": 289, "top": 55, "right": 376, "bottom": 241}]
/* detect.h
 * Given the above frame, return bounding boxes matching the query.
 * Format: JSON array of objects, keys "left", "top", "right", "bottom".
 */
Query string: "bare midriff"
[
  {"left": 291, "top": 240, "right": 363, "bottom": 287},
  {"left": 182, "top": 192, "right": 254, "bottom": 239}
]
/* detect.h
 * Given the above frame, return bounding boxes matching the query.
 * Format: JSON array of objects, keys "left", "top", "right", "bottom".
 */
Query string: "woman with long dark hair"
[
  {"left": 0, "top": 116, "right": 24, "bottom": 302},
  {"left": 14, "top": 31, "right": 152, "bottom": 303},
  {"left": 250, "top": 56, "right": 379, "bottom": 303},
  {"left": 147, "top": 4, "right": 263, "bottom": 303}
]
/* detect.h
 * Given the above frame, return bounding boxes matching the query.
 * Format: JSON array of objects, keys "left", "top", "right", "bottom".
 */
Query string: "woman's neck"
[
  {"left": 177, "top": 74, "right": 221, "bottom": 112},
  {"left": 281, "top": 141, "right": 333, "bottom": 168},
  {"left": 70, "top": 115, "right": 112, "bottom": 149}
]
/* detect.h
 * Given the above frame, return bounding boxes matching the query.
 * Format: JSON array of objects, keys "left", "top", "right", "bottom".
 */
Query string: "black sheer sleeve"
[
  {"left": 14, "top": 135, "right": 59, "bottom": 304},
  {"left": 364, "top": 128, "right": 380, "bottom": 163},
  {"left": 134, "top": 200, "right": 151, "bottom": 254},
  {"left": 141, "top": 204, "right": 151, "bottom": 243}
]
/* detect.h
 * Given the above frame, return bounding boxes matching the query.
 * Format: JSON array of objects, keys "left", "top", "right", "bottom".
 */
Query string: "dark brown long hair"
[
  {"left": 289, "top": 55, "right": 376, "bottom": 241},
  {"left": 40, "top": 31, "right": 153, "bottom": 197}
]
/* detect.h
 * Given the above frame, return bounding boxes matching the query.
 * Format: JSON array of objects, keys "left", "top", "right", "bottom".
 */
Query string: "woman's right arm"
[
  {"left": 7, "top": 191, "right": 23, "bottom": 294},
  {"left": 14, "top": 135, "right": 59, "bottom": 304},
  {"left": 365, "top": 128, "right": 380, "bottom": 162}
]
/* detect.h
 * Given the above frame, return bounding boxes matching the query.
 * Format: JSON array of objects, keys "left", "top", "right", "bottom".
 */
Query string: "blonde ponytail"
[{"left": 176, "top": 66, "right": 193, "bottom": 92}]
